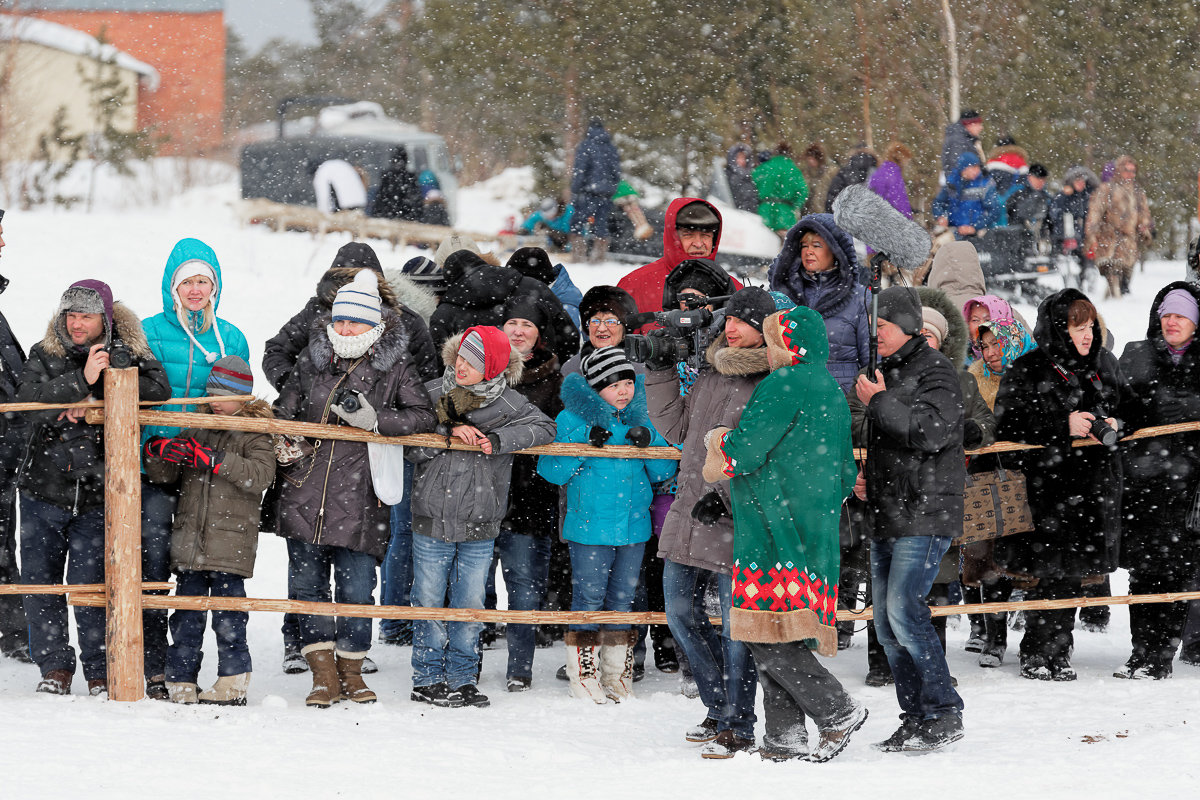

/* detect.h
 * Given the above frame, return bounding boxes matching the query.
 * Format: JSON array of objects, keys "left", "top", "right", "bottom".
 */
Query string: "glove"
[
  {"left": 144, "top": 436, "right": 190, "bottom": 464},
  {"left": 588, "top": 426, "right": 613, "bottom": 447},
  {"left": 963, "top": 419, "right": 984, "bottom": 450},
  {"left": 625, "top": 426, "right": 651, "bottom": 448},
  {"left": 1156, "top": 391, "right": 1200, "bottom": 424},
  {"left": 331, "top": 391, "right": 378, "bottom": 431},
  {"left": 691, "top": 491, "right": 729, "bottom": 526},
  {"left": 184, "top": 437, "right": 224, "bottom": 473}
]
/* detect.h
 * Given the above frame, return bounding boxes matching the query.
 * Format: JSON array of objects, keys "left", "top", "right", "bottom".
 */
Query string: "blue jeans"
[
  {"left": 568, "top": 541, "right": 645, "bottom": 632},
  {"left": 410, "top": 533, "right": 494, "bottom": 688},
  {"left": 140, "top": 477, "right": 176, "bottom": 678},
  {"left": 495, "top": 530, "right": 551, "bottom": 680},
  {"left": 379, "top": 462, "right": 415, "bottom": 640},
  {"left": 19, "top": 493, "right": 107, "bottom": 680},
  {"left": 663, "top": 559, "right": 757, "bottom": 739},
  {"left": 285, "top": 539, "right": 377, "bottom": 653},
  {"left": 871, "top": 536, "right": 964, "bottom": 721},
  {"left": 166, "top": 570, "right": 251, "bottom": 681}
]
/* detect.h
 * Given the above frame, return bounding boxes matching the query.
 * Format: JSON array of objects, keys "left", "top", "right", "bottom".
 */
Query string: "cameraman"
[
  {"left": 17, "top": 280, "right": 170, "bottom": 695},
  {"left": 646, "top": 285, "right": 780, "bottom": 758}
]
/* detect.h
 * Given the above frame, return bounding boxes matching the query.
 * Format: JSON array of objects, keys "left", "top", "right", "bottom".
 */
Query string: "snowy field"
[{"left": 0, "top": 164, "right": 1196, "bottom": 798}]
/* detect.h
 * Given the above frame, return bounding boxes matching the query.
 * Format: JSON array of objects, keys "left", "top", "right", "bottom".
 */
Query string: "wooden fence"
[{"left": 5, "top": 367, "right": 1200, "bottom": 701}]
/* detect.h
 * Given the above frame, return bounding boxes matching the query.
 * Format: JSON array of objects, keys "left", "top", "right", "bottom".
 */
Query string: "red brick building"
[{"left": 18, "top": 1, "right": 225, "bottom": 154}]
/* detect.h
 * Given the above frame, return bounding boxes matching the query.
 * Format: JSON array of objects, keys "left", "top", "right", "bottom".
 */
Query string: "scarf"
[
  {"left": 434, "top": 366, "right": 507, "bottom": 426},
  {"left": 327, "top": 322, "right": 385, "bottom": 360}
]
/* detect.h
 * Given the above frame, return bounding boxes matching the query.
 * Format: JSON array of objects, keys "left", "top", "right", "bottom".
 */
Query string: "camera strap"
[{"left": 281, "top": 356, "right": 366, "bottom": 490}]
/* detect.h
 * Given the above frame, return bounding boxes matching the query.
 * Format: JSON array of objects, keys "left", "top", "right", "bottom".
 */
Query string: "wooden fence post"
[{"left": 103, "top": 368, "right": 144, "bottom": 701}]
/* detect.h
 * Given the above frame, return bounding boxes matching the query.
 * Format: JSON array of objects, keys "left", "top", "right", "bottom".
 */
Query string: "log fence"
[{"left": 4, "top": 374, "right": 1200, "bottom": 701}]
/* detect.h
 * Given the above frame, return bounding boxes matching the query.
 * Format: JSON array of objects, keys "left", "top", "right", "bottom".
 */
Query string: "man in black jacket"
[
  {"left": 0, "top": 209, "right": 31, "bottom": 663},
  {"left": 853, "top": 287, "right": 965, "bottom": 752},
  {"left": 17, "top": 279, "right": 171, "bottom": 695}
]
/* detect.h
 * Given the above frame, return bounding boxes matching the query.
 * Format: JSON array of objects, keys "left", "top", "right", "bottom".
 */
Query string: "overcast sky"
[{"left": 224, "top": 0, "right": 317, "bottom": 51}]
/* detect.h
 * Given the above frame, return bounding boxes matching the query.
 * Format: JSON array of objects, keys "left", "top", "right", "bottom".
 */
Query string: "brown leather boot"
[
  {"left": 36, "top": 669, "right": 73, "bottom": 695},
  {"left": 302, "top": 644, "right": 342, "bottom": 708},
  {"left": 336, "top": 653, "right": 377, "bottom": 704}
]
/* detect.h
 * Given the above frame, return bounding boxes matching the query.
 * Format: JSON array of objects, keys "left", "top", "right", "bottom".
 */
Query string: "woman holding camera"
[
  {"left": 140, "top": 238, "right": 250, "bottom": 699},
  {"left": 993, "top": 288, "right": 1133, "bottom": 681},
  {"left": 274, "top": 271, "right": 434, "bottom": 706}
]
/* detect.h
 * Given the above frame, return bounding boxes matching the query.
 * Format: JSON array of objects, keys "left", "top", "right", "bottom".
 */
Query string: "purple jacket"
[{"left": 867, "top": 161, "right": 913, "bottom": 219}]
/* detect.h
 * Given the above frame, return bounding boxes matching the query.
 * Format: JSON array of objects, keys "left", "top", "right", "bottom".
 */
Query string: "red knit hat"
[{"left": 458, "top": 325, "right": 512, "bottom": 381}]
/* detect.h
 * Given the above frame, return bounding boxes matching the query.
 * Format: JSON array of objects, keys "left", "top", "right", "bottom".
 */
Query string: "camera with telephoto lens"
[
  {"left": 1089, "top": 408, "right": 1118, "bottom": 446},
  {"left": 623, "top": 294, "right": 730, "bottom": 370},
  {"left": 332, "top": 386, "right": 361, "bottom": 413},
  {"left": 104, "top": 338, "right": 135, "bottom": 370}
]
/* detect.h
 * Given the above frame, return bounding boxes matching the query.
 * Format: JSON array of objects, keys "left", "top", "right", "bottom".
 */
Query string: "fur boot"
[
  {"left": 166, "top": 681, "right": 198, "bottom": 705},
  {"left": 198, "top": 673, "right": 251, "bottom": 706},
  {"left": 302, "top": 643, "right": 342, "bottom": 708},
  {"left": 598, "top": 630, "right": 638, "bottom": 701},
  {"left": 336, "top": 651, "right": 378, "bottom": 704},
  {"left": 564, "top": 631, "right": 607, "bottom": 704}
]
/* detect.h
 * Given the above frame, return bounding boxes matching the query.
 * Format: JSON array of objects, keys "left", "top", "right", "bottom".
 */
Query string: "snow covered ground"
[{"left": 0, "top": 165, "right": 1196, "bottom": 798}]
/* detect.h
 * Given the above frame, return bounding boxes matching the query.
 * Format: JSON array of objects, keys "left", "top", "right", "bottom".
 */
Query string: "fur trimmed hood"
[
  {"left": 560, "top": 371, "right": 652, "bottom": 429},
  {"left": 307, "top": 308, "right": 412, "bottom": 373},
  {"left": 440, "top": 331, "right": 524, "bottom": 386},
  {"left": 382, "top": 269, "right": 439, "bottom": 323},
  {"left": 41, "top": 300, "right": 153, "bottom": 360},
  {"left": 705, "top": 333, "right": 771, "bottom": 377}
]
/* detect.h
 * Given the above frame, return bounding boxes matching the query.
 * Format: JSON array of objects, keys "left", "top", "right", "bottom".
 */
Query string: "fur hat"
[
  {"left": 332, "top": 270, "right": 382, "bottom": 326},
  {"left": 877, "top": 287, "right": 923, "bottom": 335},
  {"left": 581, "top": 347, "right": 636, "bottom": 392},
  {"left": 458, "top": 325, "right": 511, "bottom": 381},
  {"left": 580, "top": 285, "right": 638, "bottom": 328},
  {"left": 58, "top": 279, "right": 114, "bottom": 339}
]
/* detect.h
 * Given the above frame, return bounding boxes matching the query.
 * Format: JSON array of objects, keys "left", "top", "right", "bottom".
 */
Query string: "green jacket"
[
  {"left": 752, "top": 156, "right": 809, "bottom": 231},
  {"left": 715, "top": 306, "right": 855, "bottom": 654}
]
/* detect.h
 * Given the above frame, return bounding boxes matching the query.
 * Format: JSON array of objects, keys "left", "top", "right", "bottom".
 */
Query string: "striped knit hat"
[
  {"left": 582, "top": 347, "right": 636, "bottom": 391},
  {"left": 332, "top": 269, "right": 382, "bottom": 326},
  {"left": 458, "top": 326, "right": 511, "bottom": 381},
  {"left": 206, "top": 355, "right": 254, "bottom": 397}
]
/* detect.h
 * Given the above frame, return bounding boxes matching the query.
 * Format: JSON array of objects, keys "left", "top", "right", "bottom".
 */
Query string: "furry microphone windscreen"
[{"left": 832, "top": 184, "right": 932, "bottom": 273}]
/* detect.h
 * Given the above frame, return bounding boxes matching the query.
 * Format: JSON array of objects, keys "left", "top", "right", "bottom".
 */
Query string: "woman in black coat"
[
  {"left": 1117, "top": 282, "right": 1200, "bottom": 679},
  {"left": 994, "top": 288, "right": 1134, "bottom": 681}
]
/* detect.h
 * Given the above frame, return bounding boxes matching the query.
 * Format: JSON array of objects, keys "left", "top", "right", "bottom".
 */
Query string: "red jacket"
[{"left": 618, "top": 198, "right": 741, "bottom": 326}]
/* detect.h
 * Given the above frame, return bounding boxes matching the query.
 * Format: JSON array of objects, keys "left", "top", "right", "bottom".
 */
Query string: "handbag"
[
  {"left": 368, "top": 442, "right": 405, "bottom": 505},
  {"left": 955, "top": 466, "right": 1034, "bottom": 546}
]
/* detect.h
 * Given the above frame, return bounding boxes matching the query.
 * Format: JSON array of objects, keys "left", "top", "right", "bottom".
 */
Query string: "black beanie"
[
  {"left": 723, "top": 286, "right": 775, "bottom": 333},
  {"left": 876, "top": 286, "right": 923, "bottom": 335},
  {"left": 330, "top": 242, "right": 383, "bottom": 273},
  {"left": 506, "top": 247, "right": 556, "bottom": 286},
  {"left": 503, "top": 295, "right": 550, "bottom": 338}
]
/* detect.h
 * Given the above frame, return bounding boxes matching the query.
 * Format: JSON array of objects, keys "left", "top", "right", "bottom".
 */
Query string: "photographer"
[
  {"left": 994, "top": 288, "right": 1134, "bottom": 682},
  {"left": 17, "top": 280, "right": 170, "bottom": 695},
  {"left": 645, "top": 285, "right": 780, "bottom": 759}
]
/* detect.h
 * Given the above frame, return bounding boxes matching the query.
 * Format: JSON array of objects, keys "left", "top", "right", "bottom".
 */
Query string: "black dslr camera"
[
  {"left": 623, "top": 294, "right": 730, "bottom": 370},
  {"left": 105, "top": 337, "right": 135, "bottom": 369},
  {"left": 332, "top": 386, "right": 361, "bottom": 413},
  {"left": 1089, "top": 407, "right": 1118, "bottom": 446}
]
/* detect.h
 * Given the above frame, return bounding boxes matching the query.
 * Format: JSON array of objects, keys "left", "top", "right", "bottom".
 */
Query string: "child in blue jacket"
[{"left": 538, "top": 348, "right": 677, "bottom": 703}]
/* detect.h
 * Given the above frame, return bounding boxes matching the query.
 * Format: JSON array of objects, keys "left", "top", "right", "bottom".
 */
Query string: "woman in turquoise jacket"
[
  {"left": 138, "top": 237, "right": 250, "bottom": 699},
  {"left": 538, "top": 349, "right": 676, "bottom": 703}
]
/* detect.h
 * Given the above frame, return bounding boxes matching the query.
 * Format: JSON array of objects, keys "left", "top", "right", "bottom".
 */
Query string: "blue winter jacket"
[
  {"left": 141, "top": 238, "right": 250, "bottom": 441},
  {"left": 551, "top": 263, "right": 583, "bottom": 330},
  {"left": 932, "top": 153, "right": 1000, "bottom": 236},
  {"left": 538, "top": 374, "right": 677, "bottom": 546},
  {"left": 570, "top": 121, "right": 621, "bottom": 199}
]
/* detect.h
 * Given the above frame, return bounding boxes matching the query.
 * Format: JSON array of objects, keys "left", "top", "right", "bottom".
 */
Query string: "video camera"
[{"left": 623, "top": 293, "right": 730, "bottom": 370}]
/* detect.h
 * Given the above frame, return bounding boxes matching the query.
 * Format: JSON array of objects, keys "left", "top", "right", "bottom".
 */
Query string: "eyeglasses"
[{"left": 587, "top": 317, "right": 622, "bottom": 328}]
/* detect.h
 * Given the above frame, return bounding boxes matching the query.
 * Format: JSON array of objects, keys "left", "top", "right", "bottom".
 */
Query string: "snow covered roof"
[{"left": 0, "top": 14, "right": 161, "bottom": 91}]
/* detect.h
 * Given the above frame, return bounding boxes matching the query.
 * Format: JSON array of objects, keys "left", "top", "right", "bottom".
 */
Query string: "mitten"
[
  {"left": 588, "top": 426, "right": 613, "bottom": 447},
  {"left": 186, "top": 438, "right": 224, "bottom": 473},
  {"left": 701, "top": 426, "right": 732, "bottom": 483},
  {"left": 963, "top": 419, "right": 984, "bottom": 450},
  {"left": 332, "top": 391, "right": 378, "bottom": 431},
  {"left": 691, "top": 491, "right": 729, "bottom": 525},
  {"left": 625, "top": 426, "right": 652, "bottom": 448}
]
